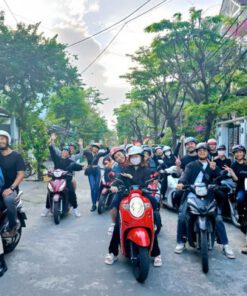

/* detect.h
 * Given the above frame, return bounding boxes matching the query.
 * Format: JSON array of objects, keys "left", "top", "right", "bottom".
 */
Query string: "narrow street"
[{"left": 1, "top": 172, "right": 247, "bottom": 296}]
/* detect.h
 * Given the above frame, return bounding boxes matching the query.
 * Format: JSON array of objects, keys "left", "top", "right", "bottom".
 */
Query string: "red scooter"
[
  {"left": 118, "top": 181, "right": 156, "bottom": 283},
  {"left": 47, "top": 169, "right": 71, "bottom": 225}
]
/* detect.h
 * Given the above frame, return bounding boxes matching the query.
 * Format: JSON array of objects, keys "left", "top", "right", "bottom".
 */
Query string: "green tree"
[
  {"left": 145, "top": 8, "right": 247, "bottom": 140},
  {"left": 114, "top": 101, "right": 151, "bottom": 144},
  {"left": 22, "top": 114, "right": 48, "bottom": 180},
  {"left": 0, "top": 22, "right": 79, "bottom": 135}
]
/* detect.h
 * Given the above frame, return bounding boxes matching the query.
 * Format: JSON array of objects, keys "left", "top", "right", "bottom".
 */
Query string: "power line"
[
  {"left": 2, "top": 0, "right": 18, "bottom": 23},
  {"left": 66, "top": 0, "right": 152, "bottom": 48},
  {"left": 206, "top": 8, "right": 245, "bottom": 61},
  {"left": 80, "top": 0, "right": 171, "bottom": 73},
  {"left": 81, "top": 23, "right": 127, "bottom": 74}
]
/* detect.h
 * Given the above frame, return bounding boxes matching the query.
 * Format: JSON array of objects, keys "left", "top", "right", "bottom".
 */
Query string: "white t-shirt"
[{"left": 194, "top": 162, "right": 208, "bottom": 184}]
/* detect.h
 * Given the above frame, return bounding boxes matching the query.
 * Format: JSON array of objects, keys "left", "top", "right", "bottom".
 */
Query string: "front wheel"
[
  {"left": 133, "top": 247, "right": 150, "bottom": 283},
  {"left": 54, "top": 201, "right": 61, "bottom": 225},
  {"left": 201, "top": 230, "right": 209, "bottom": 274},
  {"left": 98, "top": 194, "right": 106, "bottom": 214},
  {"left": 229, "top": 200, "right": 240, "bottom": 228},
  {"left": 3, "top": 221, "right": 22, "bottom": 254}
]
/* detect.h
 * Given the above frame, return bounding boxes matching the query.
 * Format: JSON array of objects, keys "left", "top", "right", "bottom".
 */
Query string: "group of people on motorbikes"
[{"left": 0, "top": 128, "right": 247, "bottom": 279}]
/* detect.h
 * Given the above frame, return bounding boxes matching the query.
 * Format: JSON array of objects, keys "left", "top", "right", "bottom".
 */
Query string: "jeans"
[
  {"left": 88, "top": 167, "right": 101, "bottom": 206},
  {"left": 0, "top": 192, "right": 17, "bottom": 229},
  {"left": 176, "top": 192, "right": 229, "bottom": 245},
  {"left": 236, "top": 189, "right": 246, "bottom": 215}
]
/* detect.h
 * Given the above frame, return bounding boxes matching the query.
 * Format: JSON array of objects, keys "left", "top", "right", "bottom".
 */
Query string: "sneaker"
[
  {"left": 73, "top": 208, "right": 81, "bottom": 217},
  {"left": 105, "top": 253, "right": 118, "bottom": 265},
  {"left": 223, "top": 244, "right": 235, "bottom": 259},
  {"left": 41, "top": 208, "right": 50, "bottom": 217},
  {"left": 90, "top": 205, "right": 97, "bottom": 212},
  {"left": 174, "top": 243, "right": 185, "bottom": 254},
  {"left": 154, "top": 255, "right": 162, "bottom": 267},
  {"left": 107, "top": 223, "right": 115, "bottom": 236}
]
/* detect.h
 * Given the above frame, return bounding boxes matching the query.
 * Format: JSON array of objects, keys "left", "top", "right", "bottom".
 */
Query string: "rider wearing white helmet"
[{"left": 0, "top": 130, "right": 26, "bottom": 277}]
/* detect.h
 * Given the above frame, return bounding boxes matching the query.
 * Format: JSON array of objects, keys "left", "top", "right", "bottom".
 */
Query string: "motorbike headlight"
[
  {"left": 130, "top": 197, "right": 144, "bottom": 218},
  {"left": 48, "top": 183, "right": 54, "bottom": 192},
  {"left": 195, "top": 184, "right": 208, "bottom": 197}
]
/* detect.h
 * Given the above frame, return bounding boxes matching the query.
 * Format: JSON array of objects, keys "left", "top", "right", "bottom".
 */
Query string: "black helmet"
[
  {"left": 184, "top": 137, "right": 196, "bottom": 145},
  {"left": 103, "top": 155, "right": 111, "bottom": 165},
  {"left": 62, "top": 145, "right": 70, "bottom": 152},
  {"left": 232, "top": 144, "right": 246, "bottom": 154},
  {"left": 196, "top": 142, "right": 210, "bottom": 152},
  {"left": 143, "top": 147, "right": 152, "bottom": 156},
  {"left": 217, "top": 144, "right": 226, "bottom": 151},
  {"left": 69, "top": 142, "right": 76, "bottom": 148}
]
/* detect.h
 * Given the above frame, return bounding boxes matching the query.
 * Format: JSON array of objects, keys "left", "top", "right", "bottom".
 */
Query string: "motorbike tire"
[
  {"left": 133, "top": 246, "right": 150, "bottom": 283},
  {"left": 228, "top": 200, "right": 240, "bottom": 228},
  {"left": 3, "top": 221, "right": 22, "bottom": 254},
  {"left": 201, "top": 230, "right": 209, "bottom": 274},
  {"left": 98, "top": 194, "right": 106, "bottom": 215},
  {"left": 54, "top": 201, "right": 61, "bottom": 225},
  {"left": 24, "top": 164, "right": 32, "bottom": 178}
]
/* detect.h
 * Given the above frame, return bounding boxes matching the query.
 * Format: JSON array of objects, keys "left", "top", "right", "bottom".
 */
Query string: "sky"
[{"left": 0, "top": 0, "right": 223, "bottom": 128}]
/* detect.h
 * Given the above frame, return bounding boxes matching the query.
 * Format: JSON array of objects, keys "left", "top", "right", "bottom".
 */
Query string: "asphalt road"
[{"left": 1, "top": 171, "right": 247, "bottom": 296}]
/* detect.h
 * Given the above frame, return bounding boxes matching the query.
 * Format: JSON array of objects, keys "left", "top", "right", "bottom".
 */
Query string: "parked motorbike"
[
  {"left": 97, "top": 174, "right": 114, "bottom": 215},
  {"left": 0, "top": 191, "right": 27, "bottom": 254},
  {"left": 47, "top": 169, "right": 71, "bottom": 225},
  {"left": 24, "top": 159, "right": 33, "bottom": 178},
  {"left": 160, "top": 166, "right": 179, "bottom": 211},
  {"left": 183, "top": 183, "right": 220, "bottom": 273},
  {"left": 115, "top": 176, "right": 158, "bottom": 283},
  {"left": 219, "top": 176, "right": 239, "bottom": 227}
]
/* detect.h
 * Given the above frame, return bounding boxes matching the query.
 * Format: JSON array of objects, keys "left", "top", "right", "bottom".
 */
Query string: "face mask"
[
  {"left": 130, "top": 157, "right": 141, "bottom": 166},
  {"left": 218, "top": 150, "right": 225, "bottom": 156},
  {"left": 165, "top": 151, "right": 171, "bottom": 157}
]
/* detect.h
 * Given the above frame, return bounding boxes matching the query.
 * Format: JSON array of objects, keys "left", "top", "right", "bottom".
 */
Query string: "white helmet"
[
  {"left": 163, "top": 145, "right": 171, "bottom": 152},
  {"left": 128, "top": 146, "right": 144, "bottom": 156},
  {"left": 0, "top": 130, "right": 11, "bottom": 145}
]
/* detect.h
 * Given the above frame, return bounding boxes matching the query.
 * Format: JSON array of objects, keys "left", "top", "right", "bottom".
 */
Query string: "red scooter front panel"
[{"left": 119, "top": 190, "right": 155, "bottom": 256}]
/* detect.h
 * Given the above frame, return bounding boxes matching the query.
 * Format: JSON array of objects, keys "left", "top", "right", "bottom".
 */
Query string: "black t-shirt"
[
  {"left": 231, "top": 160, "right": 247, "bottom": 190},
  {"left": 181, "top": 154, "right": 198, "bottom": 170},
  {"left": 209, "top": 151, "right": 218, "bottom": 161},
  {"left": 0, "top": 151, "right": 26, "bottom": 191},
  {"left": 215, "top": 157, "right": 231, "bottom": 170}
]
